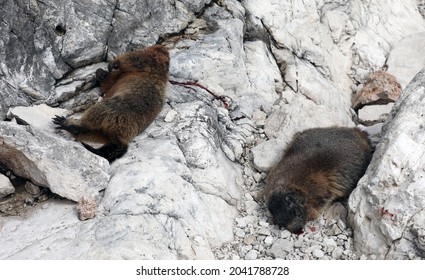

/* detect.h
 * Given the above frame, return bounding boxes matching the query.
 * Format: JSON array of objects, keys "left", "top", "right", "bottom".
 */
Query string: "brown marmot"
[
  {"left": 53, "top": 45, "right": 169, "bottom": 162},
  {"left": 264, "top": 127, "right": 373, "bottom": 233}
]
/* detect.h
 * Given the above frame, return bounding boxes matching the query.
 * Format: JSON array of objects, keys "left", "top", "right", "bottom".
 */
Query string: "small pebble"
[
  {"left": 293, "top": 240, "right": 303, "bottom": 248},
  {"left": 280, "top": 230, "right": 292, "bottom": 239},
  {"left": 324, "top": 238, "right": 337, "bottom": 248},
  {"left": 257, "top": 227, "right": 271, "bottom": 236},
  {"left": 235, "top": 228, "right": 245, "bottom": 238},
  {"left": 164, "top": 109, "right": 178, "bottom": 122},
  {"left": 257, "top": 235, "right": 266, "bottom": 242},
  {"left": 253, "top": 173, "right": 262, "bottom": 182},
  {"left": 337, "top": 234, "right": 348, "bottom": 241},
  {"left": 244, "top": 193, "right": 254, "bottom": 201},
  {"left": 245, "top": 201, "right": 257, "bottom": 214},
  {"left": 244, "top": 235, "right": 256, "bottom": 245},
  {"left": 337, "top": 219, "right": 346, "bottom": 230},
  {"left": 332, "top": 247, "right": 344, "bottom": 259},
  {"left": 312, "top": 249, "right": 325, "bottom": 258},
  {"left": 332, "top": 224, "right": 343, "bottom": 235},
  {"left": 245, "top": 250, "right": 258, "bottom": 260},
  {"left": 235, "top": 218, "right": 247, "bottom": 228},
  {"left": 24, "top": 197, "right": 34, "bottom": 206},
  {"left": 259, "top": 220, "right": 269, "bottom": 227},
  {"left": 24, "top": 181, "right": 41, "bottom": 196},
  {"left": 264, "top": 236, "right": 274, "bottom": 245}
]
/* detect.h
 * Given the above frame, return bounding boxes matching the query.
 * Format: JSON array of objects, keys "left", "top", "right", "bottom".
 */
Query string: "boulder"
[
  {"left": 349, "top": 68, "right": 425, "bottom": 259},
  {"left": 0, "top": 122, "right": 109, "bottom": 202},
  {"left": 7, "top": 104, "right": 70, "bottom": 133},
  {"left": 352, "top": 71, "right": 402, "bottom": 110}
]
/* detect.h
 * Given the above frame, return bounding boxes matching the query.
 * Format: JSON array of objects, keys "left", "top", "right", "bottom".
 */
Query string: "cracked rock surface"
[
  {"left": 1, "top": 0, "right": 425, "bottom": 259},
  {"left": 349, "top": 68, "right": 425, "bottom": 260}
]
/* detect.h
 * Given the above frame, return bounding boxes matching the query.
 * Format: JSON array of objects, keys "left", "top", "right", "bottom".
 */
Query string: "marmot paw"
[
  {"left": 95, "top": 68, "right": 109, "bottom": 82},
  {"left": 108, "top": 60, "right": 120, "bottom": 72},
  {"left": 52, "top": 115, "right": 67, "bottom": 126}
]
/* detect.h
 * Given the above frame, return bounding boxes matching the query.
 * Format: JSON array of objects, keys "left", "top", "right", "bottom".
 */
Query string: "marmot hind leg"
[
  {"left": 82, "top": 140, "right": 128, "bottom": 163},
  {"left": 53, "top": 115, "right": 127, "bottom": 162}
]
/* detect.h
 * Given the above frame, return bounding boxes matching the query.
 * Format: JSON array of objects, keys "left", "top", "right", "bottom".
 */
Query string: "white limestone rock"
[
  {"left": 348, "top": 68, "right": 425, "bottom": 259},
  {"left": 387, "top": 32, "right": 425, "bottom": 89},
  {"left": 7, "top": 104, "right": 70, "bottom": 133},
  {"left": 245, "top": 250, "right": 258, "bottom": 260},
  {"left": 268, "top": 239, "right": 294, "bottom": 258},
  {"left": 0, "top": 122, "right": 109, "bottom": 202},
  {"left": 358, "top": 103, "right": 394, "bottom": 124},
  {"left": 251, "top": 139, "right": 285, "bottom": 172},
  {"left": 242, "top": 40, "right": 282, "bottom": 116},
  {"left": 170, "top": 12, "right": 248, "bottom": 106},
  {"left": 101, "top": 135, "right": 240, "bottom": 258},
  {"left": 350, "top": 0, "right": 425, "bottom": 81},
  {"left": 0, "top": 174, "right": 15, "bottom": 198}
]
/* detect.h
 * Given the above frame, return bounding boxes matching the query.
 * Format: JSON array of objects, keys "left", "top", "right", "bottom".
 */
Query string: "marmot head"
[
  {"left": 115, "top": 45, "right": 170, "bottom": 76},
  {"left": 267, "top": 191, "right": 306, "bottom": 234}
]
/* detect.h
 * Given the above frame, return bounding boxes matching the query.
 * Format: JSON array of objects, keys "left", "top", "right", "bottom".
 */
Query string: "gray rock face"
[
  {"left": 1, "top": 0, "right": 425, "bottom": 260},
  {"left": 349, "top": 68, "right": 425, "bottom": 259},
  {"left": 0, "top": 0, "right": 209, "bottom": 120}
]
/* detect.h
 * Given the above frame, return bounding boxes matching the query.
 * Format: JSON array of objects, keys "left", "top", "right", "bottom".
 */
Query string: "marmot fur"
[
  {"left": 264, "top": 127, "right": 373, "bottom": 233},
  {"left": 53, "top": 45, "right": 169, "bottom": 162}
]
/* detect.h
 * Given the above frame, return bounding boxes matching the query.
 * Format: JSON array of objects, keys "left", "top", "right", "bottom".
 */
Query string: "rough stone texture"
[
  {"left": 0, "top": 174, "right": 15, "bottom": 198},
  {"left": 1, "top": 0, "right": 425, "bottom": 260},
  {"left": 77, "top": 196, "right": 97, "bottom": 221},
  {"left": 349, "top": 68, "right": 425, "bottom": 259},
  {"left": 7, "top": 104, "right": 70, "bottom": 134},
  {"left": 24, "top": 181, "right": 41, "bottom": 196},
  {"left": 0, "top": 0, "right": 209, "bottom": 120},
  {"left": 0, "top": 122, "right": 109, "bottom": 202},
  {"left": 387, "top": 32, "right": 425, "bottom": 89},
  {"left": 251, "top": 139, "right": 285, "bottom": 172},
  {"left": 0, "top": 84, "right": 244, "bottom": 258},
  {"left": 358, "top": 103, "right": 394, "bottom": 125},
  {"left": 420, "top": 0, "right": 425, "bottom": 18},
  {"left": 352, "top": 71, "right": 402, "bottom": 110}
]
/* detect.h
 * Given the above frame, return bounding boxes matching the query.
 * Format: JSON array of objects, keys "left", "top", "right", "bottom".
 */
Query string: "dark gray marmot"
[
  {"left": 53, "top": 45, "right": 169, "bottom": 162},
  {"left": 264, "top": 127, "right": 373, "bottom": 233}
]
